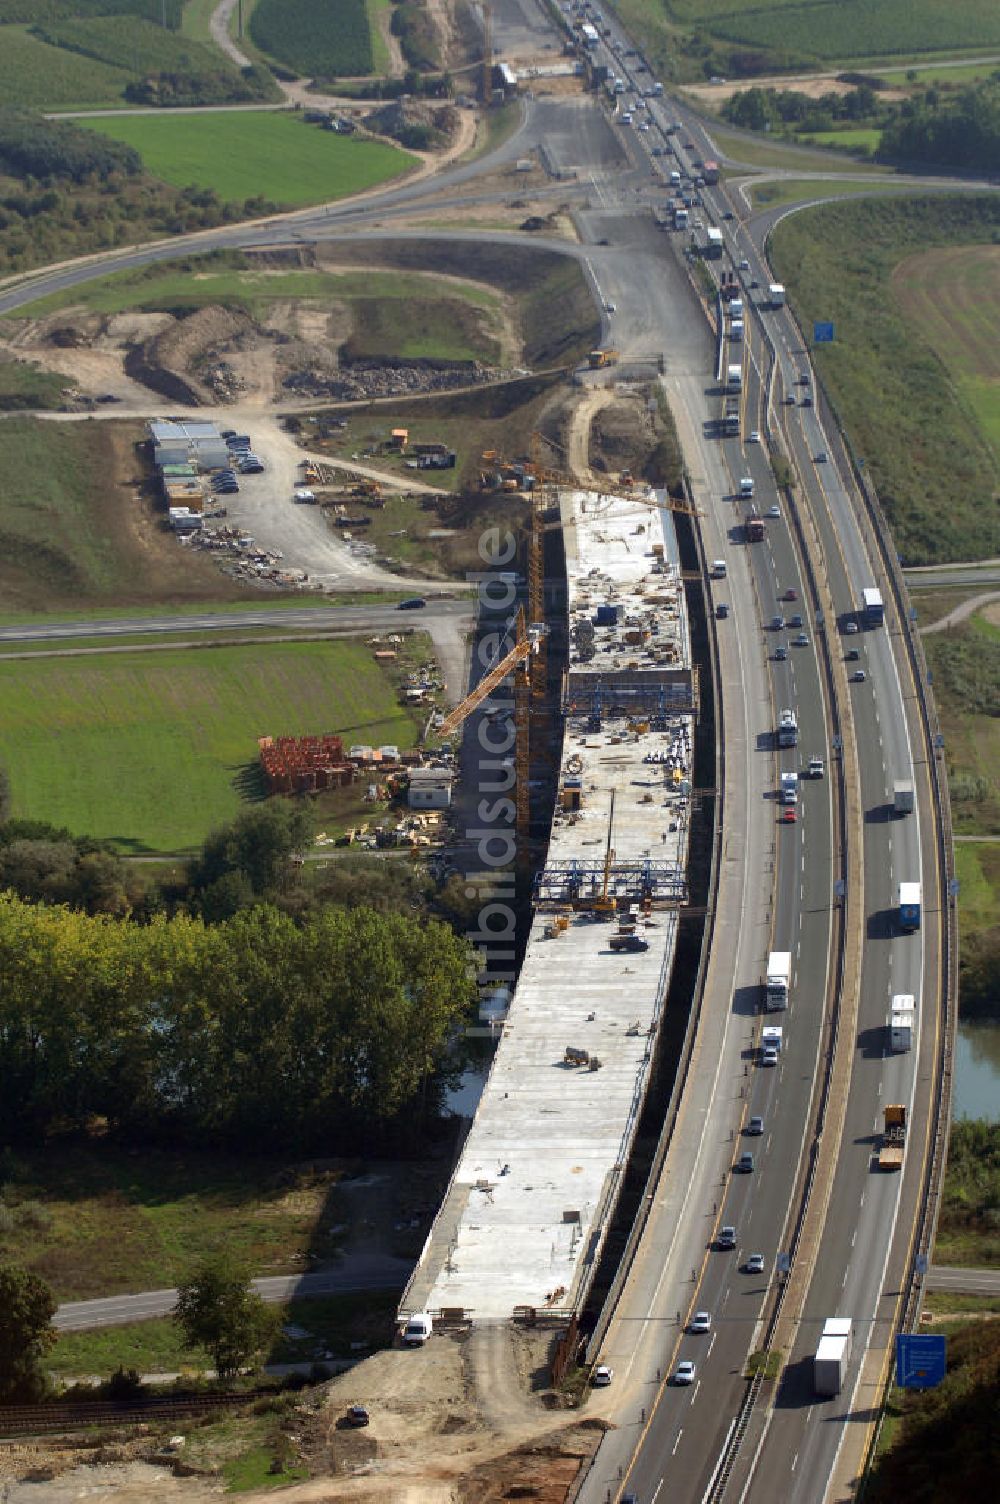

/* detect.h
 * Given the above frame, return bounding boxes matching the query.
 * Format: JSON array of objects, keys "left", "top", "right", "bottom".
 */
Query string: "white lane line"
[
  {"left": 842, "top": 1265, "right": 850, "bottom": 1288},
  {"left": 851, "top": 1229, "right": 857, "bottom": 1247},
  {"left": 692, "top": 1380, "right": 701, "bottom": 1403},
  {"left": 792, "top": 1452, "right": 799, "bottom": 1472},
  {"left": 672, "top": 1431, "right": 683, "bottom": 1456}
]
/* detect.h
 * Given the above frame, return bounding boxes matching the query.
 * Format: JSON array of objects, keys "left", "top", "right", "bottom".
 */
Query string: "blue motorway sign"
[
  {"left": 814, "top": 321, "right": 835, "bottom": 343},
  {"left": 896, "top": 1333, "right": 946, "bottom": 1389}
]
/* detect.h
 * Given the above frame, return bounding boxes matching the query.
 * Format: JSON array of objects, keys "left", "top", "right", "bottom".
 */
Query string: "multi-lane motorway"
[{"left": 0, "top": 3, "right": 950, "bottom": 1497}]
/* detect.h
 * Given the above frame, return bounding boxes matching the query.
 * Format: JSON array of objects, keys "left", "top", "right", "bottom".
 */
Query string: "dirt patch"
[
  {"left": 127, "top": 304, "right": 260, "bottom": 406},
  {"left": 686, "top": 73, "right": 907, "bottom": 108}
]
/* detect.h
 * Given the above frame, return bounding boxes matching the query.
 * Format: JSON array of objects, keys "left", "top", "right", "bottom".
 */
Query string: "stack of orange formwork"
[{"left": 258, "top": 735, "right": 353, "bottom": 794}]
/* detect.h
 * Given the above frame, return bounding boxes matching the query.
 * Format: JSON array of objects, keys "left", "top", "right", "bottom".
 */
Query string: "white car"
[
  {"left": 767, "top": 504, "right": 780, "bottom": 517},
  {"left": 739, "top": 257, "right": 750, "bottom": 270},
  {"left": 744, "top": 1253, "right": 765, "bottom": 1274},
  {"left": 748, "top": 430, "right": 760, "bottom": 443},
  {"left": 592, "top": 1364, "right": 614, "bottom": 1386},
  {"left": 689, "top": 1311, "right": 712, "bottom": 1333},
  {"left": 605, "top": 301, "right": 617, "bottom": 313},
  {"left": 674, "top": 1360, "right": 697, "bottom": 1385}
]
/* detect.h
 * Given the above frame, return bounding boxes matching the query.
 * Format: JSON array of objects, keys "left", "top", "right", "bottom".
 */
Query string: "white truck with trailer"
[
  {"left": 889, "top": 994, "right": 916, "bottom": 1052},
  {"left": 760, "top": 1024, "right": 783, "bottom": 1064},
  {"left": 764, "top": 952, "right": 791, "bottom": 1010},
  {"left": 726, "top": 362, "right": 743, "bottom": 393},
  {"left": 814, "top": 1318, "right": 852, "bottom": 1396},
  {"left": 778, "top": 709, "right": 798, "bottom": 747}
]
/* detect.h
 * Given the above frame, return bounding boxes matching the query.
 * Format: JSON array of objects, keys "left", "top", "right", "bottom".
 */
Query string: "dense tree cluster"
[
  {"left": 879, "top": 79, "right": 1000, "bottom": 172},
  {"left": 123, "top": 64, "right": 277, "bottom": 109},
  {"left": 0, "top": 1264, "right": 56, "bottom": 1402},
  {"left": 0, "top": 891, "right": 473, "bottom": 1149},
  {"left": 0, "top": 1, "right": 182, "bottom": 22},
  {"left": 722, "top": 83, "right": 881, "bottom": 135},
  {"left": 0, "top": 109, "right": 141, "bottom": 184}
]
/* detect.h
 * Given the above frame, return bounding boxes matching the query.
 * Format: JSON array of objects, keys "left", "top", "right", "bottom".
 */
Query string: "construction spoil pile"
[{"left": 281, "top": 357, "right": 510, "bottom": 403}]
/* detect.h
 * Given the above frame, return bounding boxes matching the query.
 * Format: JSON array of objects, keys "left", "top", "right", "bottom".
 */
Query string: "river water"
[{"left": 953, "top": 1021, "right": 1000, "bottom": 1121}]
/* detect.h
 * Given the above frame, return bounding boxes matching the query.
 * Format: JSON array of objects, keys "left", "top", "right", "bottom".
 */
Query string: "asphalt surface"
[{"left": 54, "top": 1256, "right": 414, "bottom": 1332}]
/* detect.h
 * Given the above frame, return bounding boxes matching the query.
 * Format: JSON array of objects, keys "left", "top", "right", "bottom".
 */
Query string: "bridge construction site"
[{"left": 400, "top": 484, "right": 698, "bottom": 1324}]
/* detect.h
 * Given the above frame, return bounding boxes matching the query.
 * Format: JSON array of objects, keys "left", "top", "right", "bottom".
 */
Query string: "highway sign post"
[
  {"left": 814, "top": 322, "right": 835, "bottom": 343},
  {"left": 896, "top": 1333, "right": 946, "bottom": 1389}
]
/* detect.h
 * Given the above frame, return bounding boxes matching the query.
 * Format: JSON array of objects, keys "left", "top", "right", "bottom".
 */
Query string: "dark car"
[
  {"left": 398, "top": 597, "right": 427, "bottom": 610},
  {"left": 346, "top": 1405, "right": 370, "bottom": 1427},
  {"left": 214, "top": 482, "right": 239, "bottom": 495},
  {"left": 789, "top": 614, "right": 803, "bottom": 628}
]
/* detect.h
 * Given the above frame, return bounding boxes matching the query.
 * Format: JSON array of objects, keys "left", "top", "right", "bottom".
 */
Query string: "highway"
[{"left": 525, "top": 8, "right": 945, "bottom": 1504}]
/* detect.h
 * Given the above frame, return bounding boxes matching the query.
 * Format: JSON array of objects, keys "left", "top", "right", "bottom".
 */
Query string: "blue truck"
[{"left": 898, "top": 882, "right": 921, "bottom": 932}]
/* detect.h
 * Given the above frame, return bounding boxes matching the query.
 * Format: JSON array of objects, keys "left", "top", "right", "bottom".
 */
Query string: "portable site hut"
[{"left": 150, "top": 420, "right": 229, "bottom": 472}]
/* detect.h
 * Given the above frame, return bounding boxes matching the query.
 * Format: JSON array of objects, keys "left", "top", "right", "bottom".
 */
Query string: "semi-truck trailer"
[
  {"left": 778, "top": 709, "right": 798, "bottom": 747},
  {"left": 898, "top": 881, "right": 921, "bottom": 932},
  {"left": 768, "top": 283, "right": 786, "bottom": 307},
  {"left": 746, "top": 513, "right": 765, "bottom": 541},
  {"left": 705, "top": 226, "right": 723, "bottom": 259},
  {"left": 889, "top": 995, "right": 915, "bottom": 1052},
  {"left": 893, "top": 779, "right": 914, "bottom": 815},
  {"left": 814, "top": 1318, "right": 852, "bottom": 1396},
  {"left": 726, "top": 362, "right": 743, "bottom": 392},
  {"left": 702, "top": 159, "right": 720, "bottom": 184},
  {"left": 723, "top": 396, "right": 741, "bottom": 435},
  {"left": 761, "top": 1024, "right": 783, "bottom": 1056},
  {"left": 780, "top": 771, "right": 798, "bottom": 804},
  {"left": 674, "top": 207, "right": 689, "bottom": 230},
  {"left": 862, "top": 587, "right": 885, "bottom": 626},
  {"left": 878, "top": 1104, "right": 907, "bottom": 1169},
  {"left": 765, "top": 951, "right": 791, "bottom": 1010}
]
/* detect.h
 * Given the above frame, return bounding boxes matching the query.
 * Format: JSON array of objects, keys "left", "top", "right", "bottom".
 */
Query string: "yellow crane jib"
[{"left": 436, "top": 629, "right": 539, "bottom": 738}]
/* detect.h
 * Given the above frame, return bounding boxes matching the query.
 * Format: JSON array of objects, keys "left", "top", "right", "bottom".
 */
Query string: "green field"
[
  {"left": 800, "top": 127, "right": 882, "bottom": 152},
  {"left": 0, "top": 24, "right": 133, "bottom": 109},
  {"left": 83, "top": 111, "right": 415, "bottom": 205},
  {"left": 0, "top": 639, "right": 421, "bottom": 851},
  {"left": 891, "top": 244, "right": 1000, "bottom": 460},
  {"left": 664, "top": 0, "right": 1000, "bottom": 59},
  {"left": 769, "top": 195, "right": 1000, "bottom": 564},
  {"left": 249, "top": 0, "right": 374, "bottom": 77},
  {"left": 924, "top": 609, "right": 1000, "bottom": 834},
  {"left": 0, "top": 1140, "right": 431, "bottom": 1300}
]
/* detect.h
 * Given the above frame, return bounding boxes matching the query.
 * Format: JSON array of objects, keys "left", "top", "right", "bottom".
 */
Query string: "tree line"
[{"left": 0, "top": 888, "right": 472, "bottom": 1150}]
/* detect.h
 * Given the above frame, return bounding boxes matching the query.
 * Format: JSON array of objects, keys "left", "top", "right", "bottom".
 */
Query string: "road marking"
[
  {"left": 692, "top": 1380, "right": 701, "bottom": 1403},
  {"left": 652, "top": 1481, "right": 665, "bottom": 1503},
  {"left": 851, "top": 1229, "right": 857, "bottom": 1247},
  {"left": 842, "top": 1265, "right": 849, "bottom": 1287},
  {"left": 807, "top": 1406, "right": 814, "bottom": 1425},
  {"left": 792, "top": 1452, "right": 799, "bottom": 1472},
  {"left": 672, "top": 1430, "right": 683, "bottom": 1456},
  {"left": 709, "top": 1331, "right": 718, "bottom": 1356}
]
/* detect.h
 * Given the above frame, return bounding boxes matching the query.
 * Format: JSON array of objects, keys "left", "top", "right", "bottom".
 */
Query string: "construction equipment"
[
  {"left": 878, "top": 1105, "right": 906, "bottom": 1171},
  {"left": 593, "top": 791, "right": 617, "bottom": 913},
  {"left": 436, "top": 612, "right": 537, "bottom": 738},
  {"left": 588, "top": 348, "right": 620, "bottom": 369}
]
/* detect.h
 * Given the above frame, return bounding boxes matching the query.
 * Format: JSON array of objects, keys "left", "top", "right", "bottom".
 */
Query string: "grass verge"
[
  {"left": 82, "top": 111, "right": 415, "bottom": 206},
  {"left": 769, "top": 195, "right": 1000, "bottom": 564},
  {"left": 923, "top": 611, "right": 1000, "bottom": 832},
  {"left": 0, "top": 636, "right": 423, "bottom": 851},
  {"left": 0, "top": 1141, "right": 442, "bottom": 1301},
  {"left": 749, "top": 178, "right": 908, "bottom": 210},
  {"left": 48, "top": 1290, "right": 400, "bottom": 1378}
]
